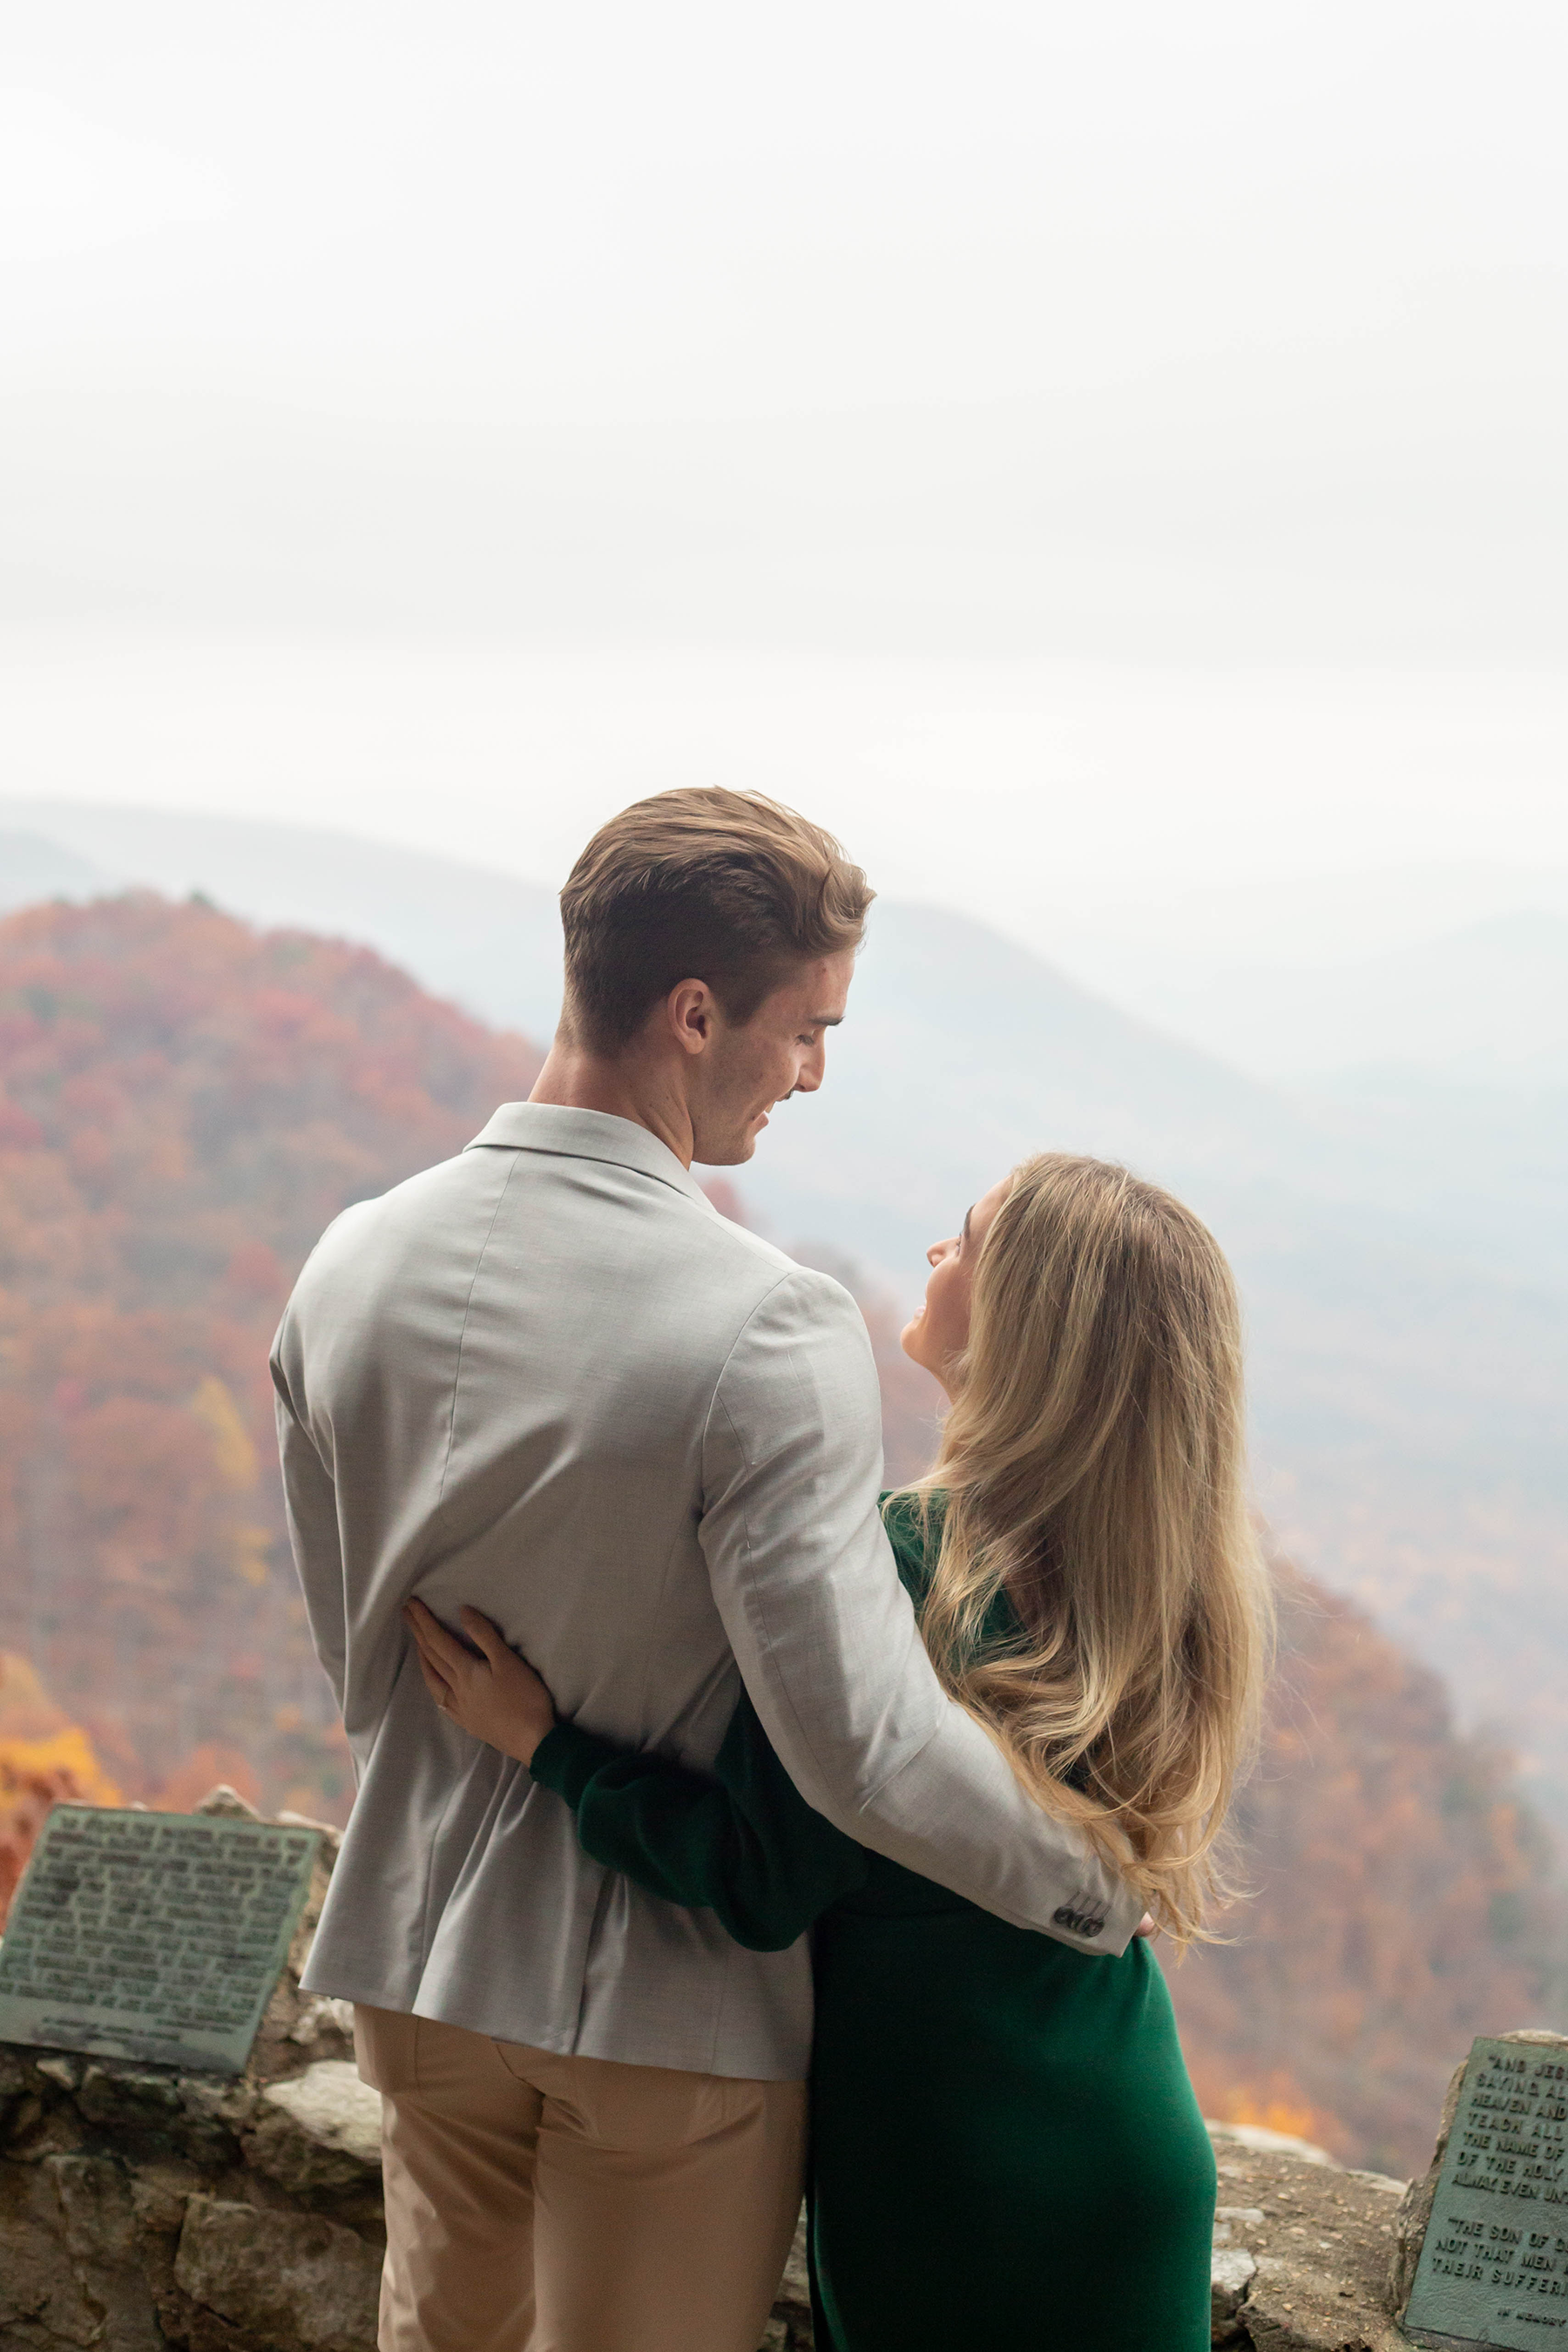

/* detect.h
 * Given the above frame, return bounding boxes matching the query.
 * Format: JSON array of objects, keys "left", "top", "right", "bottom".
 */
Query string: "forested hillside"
[
  {"left": 1171, "top": 1567, "right": 1561, "bottom": 2176},
  {"left": 0, "top": 892, "right": 1558, "bottom": 2173},
  {"left": 0, "top": 893, "right": 541, "bottom": 1822}
]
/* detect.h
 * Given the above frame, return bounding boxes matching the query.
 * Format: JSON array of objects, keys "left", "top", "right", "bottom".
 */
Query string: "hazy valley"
[{"left": 6, "top": 804, "right": 1565, "bottom": 1831}]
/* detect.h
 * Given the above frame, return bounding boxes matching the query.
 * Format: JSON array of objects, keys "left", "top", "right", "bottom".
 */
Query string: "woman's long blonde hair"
[{"left": 909, "top": 1152, "right": 1272, "bottom": 1948}]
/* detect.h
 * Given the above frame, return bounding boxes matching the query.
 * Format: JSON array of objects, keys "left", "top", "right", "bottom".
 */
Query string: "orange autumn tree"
[
  {"left": 0, "top": 1651, "right": 122, "bottom": 1922},
  {"left": 0, "top": 893, "right": 543, "bottom": 1827}
]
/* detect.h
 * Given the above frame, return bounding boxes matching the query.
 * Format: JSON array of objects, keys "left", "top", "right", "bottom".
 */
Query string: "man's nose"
[{"left": 792, "top": 1041, "right": 828, "bottom": 1095}]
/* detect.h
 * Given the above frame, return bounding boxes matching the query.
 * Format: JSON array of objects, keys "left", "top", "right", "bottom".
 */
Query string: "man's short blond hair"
[{"left": 559, "top": 787, "right": 874, "bottom": 1054}]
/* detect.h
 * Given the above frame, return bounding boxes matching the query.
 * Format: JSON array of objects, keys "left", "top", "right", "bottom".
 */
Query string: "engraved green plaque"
[
  {"left": 1405, "top": 2037, "right": 1568, "bottom": 2349},
  {"left": 0, "top": 1805, "right": 319, "bottom": 2074}
]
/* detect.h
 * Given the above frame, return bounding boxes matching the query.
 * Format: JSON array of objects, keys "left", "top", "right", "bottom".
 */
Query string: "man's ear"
[{"left": 666, "top": 979, "right": 717, "bottom": 1058}]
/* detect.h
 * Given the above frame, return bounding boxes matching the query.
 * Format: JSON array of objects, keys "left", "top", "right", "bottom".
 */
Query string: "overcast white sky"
[{"left": 3, "top": 0, "right": 1565, "bottom": 936}]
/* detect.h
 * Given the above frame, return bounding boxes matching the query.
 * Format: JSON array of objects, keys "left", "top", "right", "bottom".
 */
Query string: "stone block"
[
  {"left": 128, "top": 2159, "right": 204, "bottom": 2239},
  {"left": 174, "top": 2194, "right": 381, "bottom": 2351},
  {"left": 0, "top": 2159, "right": 92, "bottom": 2347},
  {"left": 77, "top": 2066, "right": 182, "bottom": 2143},
  {"left": 0, "top": 2151, "right": 161, "bottom": 2352},
  {"left": 5, "top": 2084, "right": 86, "bottom": 2166},
  {"left": 45, "top": 2153, "right": 163, "bottom": 2350},
  {"left": 1206, "top": 2131, "right": 1409, "bottom": 2351},
  {"left": 288, "top": 1997, "right": 355, "bottom": 2051},
  {"left": 48, "top": 2152, "right": 139, "bottom": 2268},
  {"left": 1213, "top": 2243, "right": 1260, "bottom": 2335},
  {"left": 169, "top": 2073, "right": 257, "bottom": 2172},
  {"left": 246, "top": 2063, "right": 382, "bottom": 2197}
]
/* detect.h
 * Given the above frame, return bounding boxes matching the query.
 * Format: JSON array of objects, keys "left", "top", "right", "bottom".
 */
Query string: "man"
[{"left": 272, "top": 788, "right": 1140, "bottom": 2352}]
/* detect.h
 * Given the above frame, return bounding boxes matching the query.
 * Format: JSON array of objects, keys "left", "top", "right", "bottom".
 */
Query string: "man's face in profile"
[{"left": 689, "top": 948, "right": 855, "bottom": 1167}]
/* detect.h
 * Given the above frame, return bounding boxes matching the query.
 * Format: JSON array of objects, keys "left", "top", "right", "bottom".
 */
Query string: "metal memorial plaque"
[
  {"left": 1405, "top": 2037, "right": 1568, "bottom": 2349},
  {"left": 0, "top": 1806, "right": 319, "bottom": 2074}
]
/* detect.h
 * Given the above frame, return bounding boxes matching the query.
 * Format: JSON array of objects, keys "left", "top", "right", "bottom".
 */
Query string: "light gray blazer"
[{"left": 272, "top": 1104, "right": 1139, "bottom": 2081}]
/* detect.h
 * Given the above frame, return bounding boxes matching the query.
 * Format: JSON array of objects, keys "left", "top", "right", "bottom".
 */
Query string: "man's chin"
[{"left": 694, "top": 1133, "right": 758, "bottom": 1169}]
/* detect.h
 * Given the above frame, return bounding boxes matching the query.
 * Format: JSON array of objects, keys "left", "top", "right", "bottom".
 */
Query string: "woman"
[{"left": 407, "top": 1152, "right": 1272, "bottom": 2351}]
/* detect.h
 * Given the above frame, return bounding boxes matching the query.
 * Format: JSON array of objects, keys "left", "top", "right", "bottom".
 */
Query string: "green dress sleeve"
[
  {"left": 527, "top": 1492, "right": 945, "bottom": 1949},
  {"left": 529, "top": 1685, "right": 868, "bottom": 1952}
]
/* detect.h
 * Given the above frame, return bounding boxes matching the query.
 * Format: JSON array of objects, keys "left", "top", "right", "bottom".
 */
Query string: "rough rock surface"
[
  {"left": 173, "top": 2197, "right": 381, "bottom": 2349},
  {"left": 0, "top": 2034, "right": 1416, "bottom": 2352},
  {"left": 1, "top": 1789, "right": 1421, "bottom": 2352},
  {"left": 248, "top": 2065, "right": 385, "bottom": 2200},
  {"left": 1205, "top": 2127, "right": 1409, "bottom": 2351}
]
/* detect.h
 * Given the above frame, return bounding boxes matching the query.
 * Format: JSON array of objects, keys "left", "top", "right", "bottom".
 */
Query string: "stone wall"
[
  {"left": 0, "top": 2058, "right": 1416, "bottom": 2352},
  {"left": 0, "top": 1791, "right": 381, "bottom": 2352},
  {"left": 0, "top": 1794, "right": 1416, "bottom": 2352}
]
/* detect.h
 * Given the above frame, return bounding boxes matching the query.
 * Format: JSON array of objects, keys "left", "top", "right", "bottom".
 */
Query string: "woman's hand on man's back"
[{"left": 404, "top": 1597, "right": 558, "bottom": 1767}]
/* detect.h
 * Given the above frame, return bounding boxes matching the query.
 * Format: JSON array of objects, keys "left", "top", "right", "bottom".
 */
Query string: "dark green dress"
[{"left": 530, "top": 1495, "right": 1216, "bottom": 2351}]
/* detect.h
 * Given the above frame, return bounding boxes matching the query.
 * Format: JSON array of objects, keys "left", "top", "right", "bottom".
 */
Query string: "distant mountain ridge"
[
  {"left": 0, "top": 830, "right": 107, "bottom": 914},
  {"left": 0, "top": 806, "right": 567, "bottom": 1043}
]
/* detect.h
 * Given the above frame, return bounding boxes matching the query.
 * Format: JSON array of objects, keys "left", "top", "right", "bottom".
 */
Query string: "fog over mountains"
[
  {"left": 1070, "top": 900, "right": 1568, "bottom": 1087},
  {"left": 4, "top": 801, "right": 1566, "bottom": 1827}
]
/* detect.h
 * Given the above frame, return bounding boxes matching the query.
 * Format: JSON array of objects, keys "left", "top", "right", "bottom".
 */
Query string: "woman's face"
[{"left": 901, "top": 1176, "right": 1010, "bottom": 1392}]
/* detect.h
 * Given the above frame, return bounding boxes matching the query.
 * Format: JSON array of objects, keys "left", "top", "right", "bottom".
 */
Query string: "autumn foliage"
[
  {"left": 0, "top": 892, "right": 542, "bottom": 1828},
  {"left": 0, "top": 1650, "right": 123, "bottom": 1919}
]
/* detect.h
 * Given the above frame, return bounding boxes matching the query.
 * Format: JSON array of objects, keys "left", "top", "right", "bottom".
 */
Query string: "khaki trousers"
[{"left": 355, "top": 2004, "right": 807, "bottom": 2352}]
